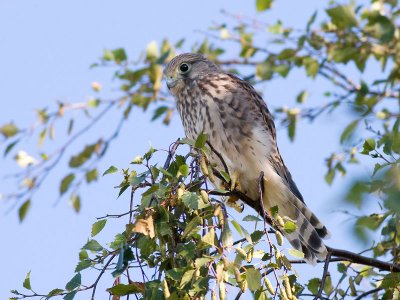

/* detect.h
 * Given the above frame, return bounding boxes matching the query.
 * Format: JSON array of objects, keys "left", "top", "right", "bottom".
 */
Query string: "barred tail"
[{"left": 263, "top": 179, "right": 330, "bottom": 265}]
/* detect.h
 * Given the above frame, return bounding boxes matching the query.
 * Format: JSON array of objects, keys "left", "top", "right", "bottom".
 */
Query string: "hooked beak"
[{"left": 165, "top": 76, "right": 178, "bottom": 89}]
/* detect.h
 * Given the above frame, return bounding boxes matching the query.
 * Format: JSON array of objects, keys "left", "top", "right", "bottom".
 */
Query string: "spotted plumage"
[{"left": 164, "top": 53, "right": 330, "bottom": 264}]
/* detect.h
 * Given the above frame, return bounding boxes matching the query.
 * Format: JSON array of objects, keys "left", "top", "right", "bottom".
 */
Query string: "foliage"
[{"left": 3, "top": 0, "right": 400, "bottom": 299}]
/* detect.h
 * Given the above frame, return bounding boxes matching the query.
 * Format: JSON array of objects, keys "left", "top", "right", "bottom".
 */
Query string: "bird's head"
[{"left": 163, "top": 53, "right": 220, "bottom": 94}]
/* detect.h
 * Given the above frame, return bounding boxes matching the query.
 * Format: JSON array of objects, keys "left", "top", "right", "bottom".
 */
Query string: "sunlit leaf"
[
  {"left": 256, "top": 0, "right": 273, "bottom": 11},
  {"left": 91, "top": 219, "right": 107, "bottom": 237},
  {"left": 23, "top": 271, "right": 31, "bottom": 290},
  {"left": 60, "top": 173, "right": 75, "bottom": 195},
  {"left": 103, "top": 166, "right": 118, "bottom": 176},
  {"left": 1, "top": 122, "right": 19, "bottom": 138}
]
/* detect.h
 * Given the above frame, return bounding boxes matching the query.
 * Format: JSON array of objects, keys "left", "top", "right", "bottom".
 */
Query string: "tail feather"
[{"left": 263, "top": 179, "right": 330, "bottom": 265}]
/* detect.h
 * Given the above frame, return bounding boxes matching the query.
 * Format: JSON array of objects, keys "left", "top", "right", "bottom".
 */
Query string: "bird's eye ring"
[{"left": 179, "top": 63, "right": 190, "bottom": 74}]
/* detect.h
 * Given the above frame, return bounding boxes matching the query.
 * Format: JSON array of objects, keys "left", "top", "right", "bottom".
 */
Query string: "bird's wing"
[{"left": 227, "top": 74, "right": 305, "bottom": 203}]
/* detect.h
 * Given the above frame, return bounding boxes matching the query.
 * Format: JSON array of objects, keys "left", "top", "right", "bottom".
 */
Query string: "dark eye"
[{"left": 179, "top": 63, "right": 190, "bottom": 73}]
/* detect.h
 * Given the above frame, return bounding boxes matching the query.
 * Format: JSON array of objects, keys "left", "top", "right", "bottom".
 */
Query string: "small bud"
[
  {"left": 264, "top": 277, "right": 275, "bottom": 295},
  {"left": 200, "top": 156, "right": 209, "bottom": 176},
  {"left": 240, "top": 280, "right": 248, "bottom": 293},
  {"left": 91, "top": 81, "right": 102, "bottom": 92},
  {"left": 246, "top": 248, "right": 254, "bottom": 263},
  {"left": 218, "top": 209, "right": 225, "bottom": 227},
  {"left": 280, "top": 287, "right": 289, "bottom": 300},
  {"left": 213, "top": 205, "right": 221, "bottom": 217},
  {"left": 161, "top": 279, "right": 170, "bottom": 299},
  {"left": 219, "top": 282, "right": 226, "bottom": 300},
  {"left": 277, "top": 216, "right": 285, "bottom": 227},
  {"left": 222, "top": 256, "right": 229, "bottom": 270},
  {"left": 211, "top": 288, "right": 217, "bottom": 300},
  {"left": 208, "top": 165, "right": 216, "bottom": 183},
  {"left": 234, "top": 267, "right": 242, "bottom": 283},
  {"left": 276, "top": 231, "right": 284, "bottom": 246},
  {"left": 284, "top": 277, "right": 293, "bottom": 300},
  {"left": 200, "top": 190, "right": 209, "bottom": 204}
]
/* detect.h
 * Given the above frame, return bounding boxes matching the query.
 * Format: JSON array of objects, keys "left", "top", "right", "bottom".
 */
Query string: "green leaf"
[
  {"left": 111, "top": 48, "right": 127, "bottom": 63},
  {"left": 103, "top": 166, "right": 118, "bottom": 176},
  {"left": 47, "top": 288, "right": 64, "bottom": 297},
  {"left": 166, "top": 268, "right": 185, "bottom": 281},
  {"left": 107, "top": 283, "right": 143, "bottom": 296},
  {"left": 346, "top": 182, "right": 369, "bottom": 208},
  {"left": 91, "top": 219, "right": 107, "bottom": 237},
  {"left": 195, "top": 133, "right": 208, "bottom": 149},
  {"left": 69, "top": 143, "right": 99, "bottom": 168},
  {"left": 366, "top": 15, "right": 395, "bottom": 43},
  {"left": 23, "top": 271, "right": 32, "bottom": 290},
  {"left": 256, "top": 0, "right": 273, "bottom": 11},
  {"left": 246, "top": 268, "right": 261, "bottom": 291},
  {"left": 1, "top": 122, "right": 19, "bottom": 138},
  {"left": 296, "top": 90, "right": 308, "bottom": 103},
  {"left": 231, "top": 219, "right": 243, "bottom": 235},
  {"left": 381, "top": 273, "right": 400, "bottom": 289},
  {"left": 243, "top": 215, "right": 262, "bottom": 222},
  {"left": 307, "top": 278, "right": 321, "bottom": 295},
  {"left": 151, "top": 106, "right": 168, "bottom": 121},
  {"left": 182, "top": 191, "right": 208, "bottom": 209},
  {"left": 75, "top": 260, "right": 91, "bottom": 272},
  {"left": 288, "top": 248, "right": 305, "bottom": 259},
  {"left": 306, "top": 11, "right": 318, "bottom": 32},
  {"left": 303, "top": 57, "right": 319, "bottom": 78},
  {"left": 221, "top": 224, "right": 233, "bottom": 248},
  {"left": 182, "top": 216, "right": 201, "bottom": 239},
  {"left": 19, "top": 199, "right": 31, "bottom": 222},
  {"left": 325, "top": 169, "right": 335, "bottom": 185},
  {"left": 284, "top": 221, "right": 297, "bottom": 234},
  {"left": 4, "top": 139, "right": 20, "bottom": 157},
  {"left": 356, "top": 214, "right": 386, "bottom": 231},
  {"left": 38, "top": 128, "right": 46, "bottom": 147},
  {"left": 323, "top": 274, "right": 333, "bottom": 296},
  {"left": 70, "top": 193, "right": 81, "bottom": 213},
  {"left": 60, "top": 173, "right": 75, "bottom": 195},
  {"left": 256, "top": 62, "right": 274, "bottom": 80},
  {"left": 65, "top": 273, "right": 81, "bottom": 291},
  {"left": 85, "top": 168, "right": 98, "bottom": 183},
  {"left": 219, "top": 171, "right": 231, "bottom": 183},
  {"left": 326, "top": 5, "right": 357, "bottom": 28},
  {"left": 360, "top": 138, "right": 376, "bottom": 155},
  {"left": 201, "top": 229, "right": 216, "bottom": 246},
  {"left": 79, "top": 249, "right": 88, "bottom": 260},
  {"left": 82, "top": 239, "right": 103, "bottom": 252},
  {"left": 340, "top": 120, "right": 359, "bottom": 144},
  {"left": 178, "top": 164, "right": 189, "bottom": 177},
  {"left": 288, "top": 115, "right": 296, "bottom": 142},
  {"left": 180, "top": 269, "right": 195, "bottom": 288},
  {"left": 250, "top": 230, "right": 264, "bottom": 243},
  {"left": 63, "top": 291, "right": 77, "bottom": 300},
  {"left": 274, "top": 64, "right": 290, "bottom": 77}
]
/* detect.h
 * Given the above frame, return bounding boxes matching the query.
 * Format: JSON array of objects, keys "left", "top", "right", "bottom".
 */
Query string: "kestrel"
[{"left": 164, "top": 53, "right": 330, "bottom": 264}]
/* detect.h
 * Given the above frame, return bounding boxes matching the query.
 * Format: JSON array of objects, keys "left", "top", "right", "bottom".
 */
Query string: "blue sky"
[{"left": 0, "top": 1, "right": 368, "bottom": 299}]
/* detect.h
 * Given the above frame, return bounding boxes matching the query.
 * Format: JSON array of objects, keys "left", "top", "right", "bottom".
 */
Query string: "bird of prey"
[{"left": 163, "top": 53, "right": 330, "bottom": 264}]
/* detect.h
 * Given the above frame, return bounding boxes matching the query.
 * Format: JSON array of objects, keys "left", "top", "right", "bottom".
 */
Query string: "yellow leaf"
[{"left": 133, "top": 215, "right": 155, "bottom": 238}]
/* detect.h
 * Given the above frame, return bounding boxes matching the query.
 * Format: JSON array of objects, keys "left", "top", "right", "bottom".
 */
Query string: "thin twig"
[
  {"left": 91, "top": 253, "right": 117, "bottom": 300},
  {"left": 313, "top": 251, "right": 332, "bottom": 300},
  {"left": 354, "top": 287, "right": 382, "bottom": 300}
]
